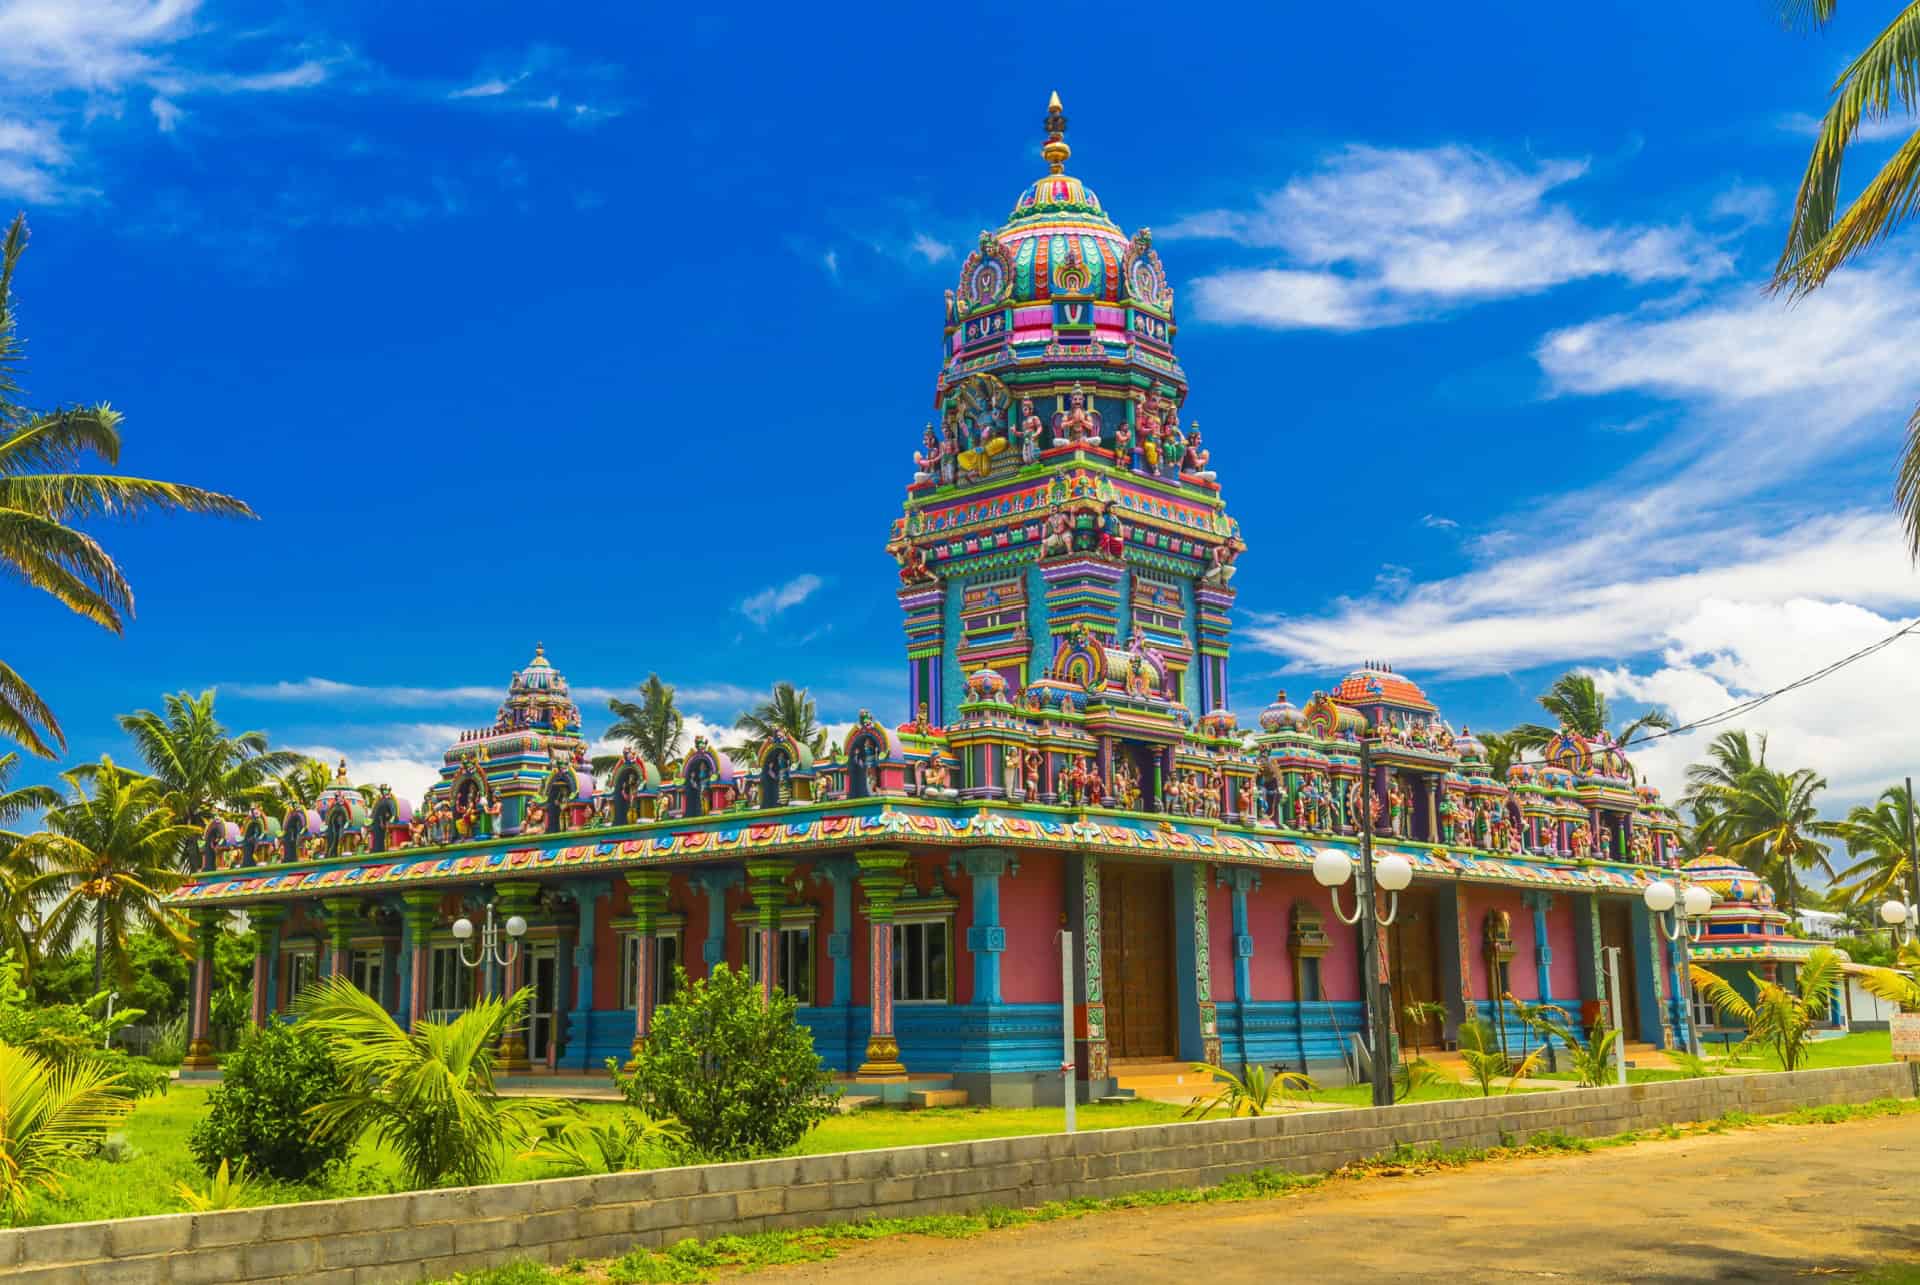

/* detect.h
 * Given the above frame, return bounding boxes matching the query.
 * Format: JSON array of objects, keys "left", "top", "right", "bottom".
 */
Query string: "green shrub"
[
  {"left": 614, "top": 964, "right": 836, "bottom": 1161},
  {"left": 0, "top": 954, "right": 165, "bottom": 1100},
  {"left": 188, "top": 1021, "right": 349, "bottom": 1182},
  {"left": 148, "top": 1013, "right": 188, "bottom": 1066}
]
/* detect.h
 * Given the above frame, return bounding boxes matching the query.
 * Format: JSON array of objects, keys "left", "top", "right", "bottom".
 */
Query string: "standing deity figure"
[
  {"left": 1023, "top": 747, "right": 1042, "bottom": 800},
  {"left": 1235, "top": 777, "right": 1252, "bottom": 818},
  {"left": 1596, "top": 822, "right": 1614, "bottom": 860},
  {"left": 1134, "top": 389, "right": 1163, "bottom": 474},
  {"left": 1112, "top": 414, "right": 1134, "bottom": 469},
  {"left": 1474, "top": 801, "right": 1492, "bottom": 849},
  {"left": 1387, "top": 780, "right": 1407, "bottom": 836},
  {"left": 1099, "top": 503, "right": 1127, "bottom": 560},
  {"left": 1255, "top": 771, "right": 1275, "bottom": 823},
  {"left": 1052, "top": 383, "right": 1102, "bottom": 446},
  {"left": 1161, "top": 419, "right": 1187, "bottom": 479},
  {"left": 1018, "top": 398, "right": 1044, "bottom": 464},
  {"left": 938, "top": 418, "right": 960, "bottom": 486},
  {"left": 1186, "top": 425, "right": 1214, "bottom": 482},
  {"left": 1569, "top": 822, "right": 1590, "bottom": 858}
]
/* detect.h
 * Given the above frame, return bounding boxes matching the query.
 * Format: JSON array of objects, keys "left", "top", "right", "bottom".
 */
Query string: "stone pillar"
[
  {"left": 961, "top": 849, "right": 1012, "bottom": 1005},
  {"left": 248, "top": 906, "right": 283, "bottom": 1027},
  {"left": 323, "top": 896, "right": 358, "bottom": 982},
  {"left": 624, "top": 870, "right": 671, "bottom": 1062},
  {"left": 1631, "top": 899, "right": 1672, "bottom": 1048},
  {"left": 1172, "top": 863, "right": 1222, "bottom": 1066},
  {"left": 183, "top": 910, "right": 220, "bottom": 1069},
  {"left": 855, "top": 849, "right": 909, "bottom": 1078},
  {"left": 690, "top": 867, "right": 742, "bottom": 976},
  {"left": 569, "top": 879, "right": 610, "bottom": 1070},
  {"left": 1574, "top": 893, "right": 1604, "bottom": 1025},
  {"left": 401, "top": 891, "right": 438, "bottom": 1031},
  {"left": 1221, "top": 867, "right": 1257, "bottom": 1070},
  {"left": 1523, "top": 892, "right": 1555, "bottom": 1004},
  {"left": 1068, "top": 853, "right": 1109, "bottom": 1089},
  {"left": 745, "top": 859, "right": 792, "bottom": 1001},
  {"left": 494, "top": 881, "right": 540, "bottom": 1072},
  {"left": 811, "top": 857, "right": 859, "bottom": 1069}
]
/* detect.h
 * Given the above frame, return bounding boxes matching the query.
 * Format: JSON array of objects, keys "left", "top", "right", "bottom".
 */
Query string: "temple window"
[
  {"left": 892, "top": 917, "right": 952, "bottom": 1004},
  {"left": 743, "top": 924, "right": 815, "bottom": 1004},
  {"left": 1297, "top": 955, "right": 1324, "bottom": 1003},
  {"left": 619, "top": 924, "right": 686, "bottom": 1009},
  {"left": 1289, "top": 902, "right": 1330, "bottom": 1003},
  {"left": 349, "top": 948, "right": 385, "bottom": 1002},
  {"left": 428, "top": 943, "right": 474, "bottom": 1020},
  {"left": 282, "top": 946, "right": 317, "bottom": 1007}
]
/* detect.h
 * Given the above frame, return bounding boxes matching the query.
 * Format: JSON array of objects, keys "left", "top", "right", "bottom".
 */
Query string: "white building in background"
[{"left": 1797, "top": 910, "right": 1849, "bottom": 941}]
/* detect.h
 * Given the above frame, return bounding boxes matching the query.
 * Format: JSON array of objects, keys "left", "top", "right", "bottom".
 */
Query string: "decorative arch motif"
[
  {"left": 539, "top": 759, "right": 582, "bottom": 835},
  {"left": 1048, "top": 622, "right": 1107, "bottom": 692},
  {"left": 240, "top": 808, "right": 279, "bottom": 868},
  {"left": 845, "top": 710, "right": 900, "bottom": 799},
  {"left": 608, "top": 750, "right": 661, "bottom": 825},
  {"left": 200, "top": 819, "right": 237, "bottom": 872},
  {"left": 680, "top": 737, "right": 733, "bottom": 819},
  {"left": 957, "top": 230, "right": 1016, "bottom": 311},
  {"left": 280, "top": 807, "right": 319, "bottom": 864},
  {"left": 369, "top": 787, "right": 412, "bottom": 854},
  {"left": 1121, "top": 228, "right": 1174, "bottom": 311}
]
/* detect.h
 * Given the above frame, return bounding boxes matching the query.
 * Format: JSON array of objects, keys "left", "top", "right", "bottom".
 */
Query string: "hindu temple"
[{"left": 167, "top": 96, "right": 1710, "bottom": 1103}]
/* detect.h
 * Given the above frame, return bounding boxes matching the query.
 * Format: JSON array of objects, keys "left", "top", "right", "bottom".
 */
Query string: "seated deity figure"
[
  {"left": 913, "top": 424, "right": 941, "bottom": 484},
  {"left": 1161, "top": 419, "right": 1186, "bottom": 480},
  {"left": 1052, "top": 384, "right": 1102, "bottom": 446},
  {"left": 1185, "top": 425, "right": 1214, "bottom": 482},
  {"left": 918, "top": 756, "right": 959, "bottom": 801}
]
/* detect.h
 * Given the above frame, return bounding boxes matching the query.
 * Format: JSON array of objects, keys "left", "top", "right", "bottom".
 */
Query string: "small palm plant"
[
  {"left": 1457, "top": 1018, "right": 1547, "bottom": 1097},
  {"left": 522, "top": 1105, "right": 688, "bottom": 1176},
  {"left": 1182, "top": 1062, "right": 1318, "bottom": 1119},
  {"left": 0, "top": 1040, "right": 135, "bottom": 1217},
  {"left": 1529, "top": 1011, "right": 1619, "bottom": 1088},
  {"left": 1689, "top": 946, "right": 1842, "bottom": 1073},
  {"left": 292, "top": 976, "right": 538, "bottom": 1189},
  {"left": 175, "top": 1158, "right": 260, "bottom": 1211},
  {"left": 1393, "top": 1056, "right": 1450, "bottom": 1102},
  {"left": 1400, "top": 1000, "right": 1447, "bottom": 1058}
]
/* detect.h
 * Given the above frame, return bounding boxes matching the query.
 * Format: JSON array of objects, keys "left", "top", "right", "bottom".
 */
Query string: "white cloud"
[
  {"left": 293, "top": 743, "right": 443, "bottom": 807},
  {"left": 450, "top": 77, "right": 517, "bottom": 99},
  {"left": 1708, "top": 181, "right": 1774, "bottom": 224},
  {"left": 1590, "top": 598, "right": 1920, "bottom": 810},
  {"left": 737, "top": 573, "right": 824, "bottom": 628},
  {"left": 0, "top": 118, "right": 74, "bottom": 202},
  {"left": 908, "top": 233, "right": 951, "bottom": 264},
  {"left": 225, "top": 677, "right": 502, "bottom": 707},
  {"left": 1421, "top": 514, "right": 1459, "bottom": 530},
  {"left": 148, "top": 95, "right": 180, "bottom": 132},
  {"left": 1173, "top": 145, "right": 1729, "bottom": 330},
  {"left": 0, "top": 0, "right": 195, "bottom": 90},
  {"left": 822, "top": 249, "right": 839, "bottom": 278},
  {"left": 1777, "top": 111, "right": 1913, "bottom": 143}
]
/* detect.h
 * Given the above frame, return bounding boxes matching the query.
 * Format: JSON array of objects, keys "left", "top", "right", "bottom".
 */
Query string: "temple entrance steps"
[{"left": 1110, "top": 1059, "right": 1211, "bottom": 1104}]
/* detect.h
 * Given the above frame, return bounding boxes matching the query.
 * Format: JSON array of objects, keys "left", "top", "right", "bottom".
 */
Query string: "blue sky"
[{"left": 7, "top": 0, "right": 1920, "bottom": 814}]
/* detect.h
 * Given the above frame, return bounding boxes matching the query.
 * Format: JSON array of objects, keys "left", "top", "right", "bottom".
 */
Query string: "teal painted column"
[
  {"left": 811, "top": 857, "right": 858, "bottom": 1068},
  {"left": 691, "top": 867, "right": 742, "bottom": 975},
  {"left": 1573, "top": 894, "right": 1603, "bottom": 1023},
  {"left": 570, "top": 878, "right": 611, "bottom": 1070},
  {"left": 1218, "top": 867, "right": 1258, "bottom": 1070},
  {"left": 1629, "top": 900, "right": 1668, "bottom": 1047},
  {"left": 392, "top": 912, "right": 413, "bottom": 1027},
  {"left": 1171, "top": 863, "right": 1221, "bottom": 1065},
  {"left": 1523, "top": 892, "right": 1554, "bottom": 1002},
  {"left": 961, "top": 849, "right": 1013, "bottom": 1004}
]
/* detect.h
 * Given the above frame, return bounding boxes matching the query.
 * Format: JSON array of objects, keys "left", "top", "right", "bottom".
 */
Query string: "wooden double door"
[
  {"left": 1101, "top": 864, "right": 1176, "bottom": 1060},
  {"left": 1599, "top": 902, "right": 1642, "bottom": 1038},
  {"left": 1389, "top": 889, "right": 1445, "bottom": 1049}
]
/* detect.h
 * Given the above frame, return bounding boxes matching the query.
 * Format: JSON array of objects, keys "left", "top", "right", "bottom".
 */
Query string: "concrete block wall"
[{"left": 2, "top": 1063, "right": 1911, "bottom": 1285}]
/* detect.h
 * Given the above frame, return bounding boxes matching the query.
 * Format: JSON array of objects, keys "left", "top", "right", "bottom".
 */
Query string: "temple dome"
[
  {"left": 1682, "top": 852, "right": 1773, "bottom": 908},
  {"left": 1331, "top": 664, "right": 1436, "bottom": 713}
]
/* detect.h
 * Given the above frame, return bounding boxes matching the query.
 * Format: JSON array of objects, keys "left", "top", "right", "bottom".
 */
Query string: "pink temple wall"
[
  {"left": 998, "top": 853, "right": 1061, "bottom": 1004},
  {"left": 852, "top": 854, "right": 981, "bottom": 1007},
  {"left": 1549, "top": 900, "right": 1580, "bottom": 998},
  {"left": 1210, "top": 882, "right": 1237, "bottom": 1001},
  {"left": 1244, "top": 877, "right": 1299, "bottom": 1001}
]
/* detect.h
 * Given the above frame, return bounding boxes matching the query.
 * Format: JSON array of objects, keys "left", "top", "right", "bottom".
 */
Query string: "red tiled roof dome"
[{"left": 1331, "top": 664, "right": 1436, "bottom": 713}]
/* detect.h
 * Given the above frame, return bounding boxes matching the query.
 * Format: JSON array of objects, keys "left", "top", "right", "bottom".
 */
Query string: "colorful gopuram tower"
[{"left": 889, "top": 93, "right": 1243, "bottom": 739}]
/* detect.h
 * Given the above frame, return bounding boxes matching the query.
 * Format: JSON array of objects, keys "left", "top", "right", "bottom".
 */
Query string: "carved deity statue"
[
  {"left": 1023, "top": 747, "right": 1042, "bottom": 800},
  {"left": 913, "top": 424, "right": 941, "bottom": 484},
  {"left": 1018, "top": 398, "right": 1044, "bottom": 464},
  {"left": 1052, "top": 383, "right": 1102, "bottom": 446},
  {"left": 1186, "top": 425, "right": 1214, "bottom": 482},
  {"left": 938, "top": 417, "right": 961, "bottom": 486},
  {"left": 1041, "top": 505, "right": 1074, "bottom": 558}
]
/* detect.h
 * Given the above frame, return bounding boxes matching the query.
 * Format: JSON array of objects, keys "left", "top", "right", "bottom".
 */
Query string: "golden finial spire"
[{"left": 1042, "top": 90, "right": 1069, "bottom": 174}]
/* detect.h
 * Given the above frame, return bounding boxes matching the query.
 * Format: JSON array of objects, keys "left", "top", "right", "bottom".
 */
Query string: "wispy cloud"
[
  {"left": 450, "top": 77, "right": 519, "bottom": 100},
  {"left": 908, "top": 233, "right": 952, "bottom": 264},
  {"left": 738, "top": 574, "right": 825, "bottom": 628},
  {"left": 1171, "top": 145, "right": 1729, "bottom": 331},
  {"left": 822, "top": 249, "right": 840, "bottom": 279},
  {"left": 224, "top": 677, "right": 502, "bottom": 707},
  {"left": 1420, "top": 513, "right": 1459, "bottom": 530},
  {"left": 1776, "top": 111, "right": 1913, "bottom": 143}
]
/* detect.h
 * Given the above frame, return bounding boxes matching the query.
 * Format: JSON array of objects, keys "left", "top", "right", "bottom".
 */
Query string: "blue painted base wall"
[
  {"left": 1469, "top": 999, "right": 1580, "bottom": 1058},
  {"left": 1215, "top": 1001, "right": 1367, "bottom": 1072}
]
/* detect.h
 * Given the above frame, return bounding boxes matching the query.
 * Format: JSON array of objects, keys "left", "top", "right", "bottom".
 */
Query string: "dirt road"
[{"left": 759, "top": 1114, "right": 1920, "bottom": 1283}]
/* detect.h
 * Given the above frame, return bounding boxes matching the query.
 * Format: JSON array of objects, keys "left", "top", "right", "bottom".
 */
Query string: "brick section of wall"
[{"left": 4, "top": 1063, "right": 1912, "bottom": 1284}]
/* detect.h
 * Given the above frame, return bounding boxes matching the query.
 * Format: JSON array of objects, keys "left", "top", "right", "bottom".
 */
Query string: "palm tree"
[
  {"left": 1692, "top": 946, "right": 1844, "bottom": 1072},
  {"left": 292, "top": 976, "right": 538, "bottom": 1189},
  {"left": 1698, "top": 766, "right": 1837, "bottom": 915},
  {"left": 1827, "top": 783, "right": 1919, "bottom": 905},
  {"left": 730, "top": 681, "right": 829, "bottom": 764},
  {"left": 17, "top": 755, "right": 193, "bottom": 991},
  {"left": 0, "top": 1042, "right": 135, "bottom": 1217},
  {"left": 0, "top": 214, "right": 254, "bottom": 758},
  {"left": 1477, "top": 729, "right": 1521, "bottom": 781},
  {"left": 0, "top": 751, "right": 59, "bottom": 976},
  {"left": 596, "top": 674, "right": 686, "bottom": 775},
  {"left": 1681, "top": 729, "right": 1769, "bottom": 823},
  {"left": 1770, "top": 3, "right": 1920, "bottom": 554},
  {"left": 1506, "top": 672, "right": 1675, "bottom": 768},
  {"left": 265, "top": 756, "right": 339, "bottom": 813},
  {"left": 117, "top": 690, "right": 304, "bottom": 868}
]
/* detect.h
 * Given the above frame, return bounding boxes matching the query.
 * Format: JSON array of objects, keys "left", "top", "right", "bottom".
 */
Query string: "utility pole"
[
  {"left": 1906, "top": 776, "right": 1918, "bottom": 938},
  {"left": 1357, "top": 736, "right": 1395, "bottom": 1107}
]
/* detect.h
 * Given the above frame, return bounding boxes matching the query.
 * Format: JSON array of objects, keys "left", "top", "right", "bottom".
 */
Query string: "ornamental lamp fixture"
[{"left": 452, "top": 903, "right": 527, "bottom": 968}]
